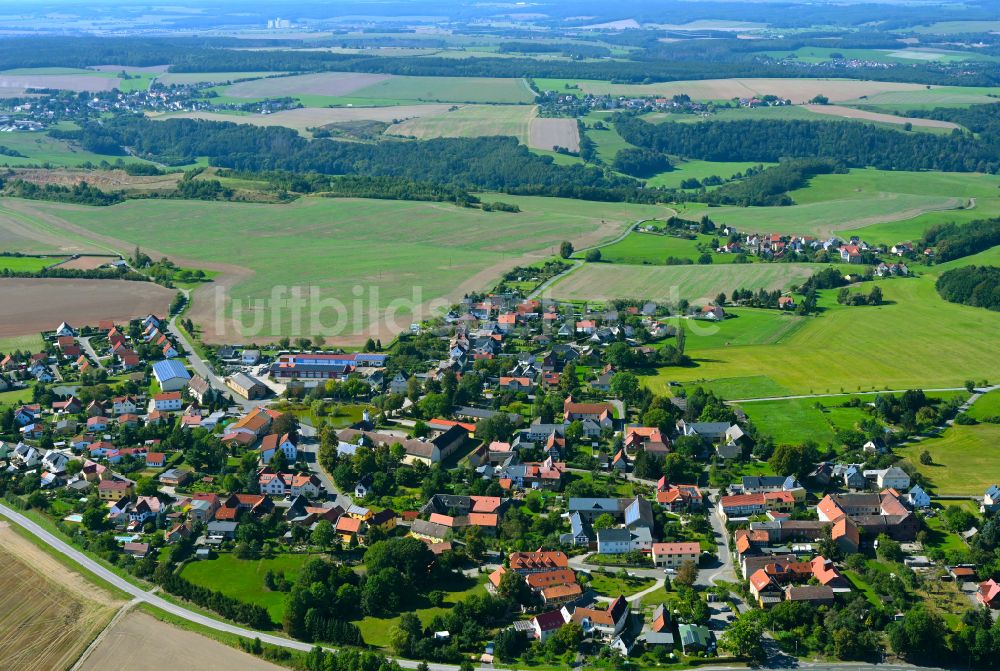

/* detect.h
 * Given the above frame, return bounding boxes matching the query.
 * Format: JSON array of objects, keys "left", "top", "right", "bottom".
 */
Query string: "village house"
[
  {"left": 153, "top": 392, "right": 183, "bottom": 412},
  {"left": 651, "top": 542, "right": 700, "bottom": 568}
]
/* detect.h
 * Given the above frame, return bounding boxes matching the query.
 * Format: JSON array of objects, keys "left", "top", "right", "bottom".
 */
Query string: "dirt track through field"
[
  {"left": 801, "top": 104, "right": 961, "bottom": 129},
  {"left": 78, "top": 611, "right": 287, "bottom": 671}
]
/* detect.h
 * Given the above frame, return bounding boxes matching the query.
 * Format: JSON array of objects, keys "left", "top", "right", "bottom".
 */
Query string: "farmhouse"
[{"left": 336, "top": 425, "right": 467, "bottom": 465}]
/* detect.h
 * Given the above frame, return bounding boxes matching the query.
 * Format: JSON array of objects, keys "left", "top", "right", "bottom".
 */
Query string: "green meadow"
[
  {"left": 642, "top": 248, "right": 1000, "bottom": 397},
  {"left": 0, "top": 255, "right": 60, "bottom": 272},
  {"left": 644, "top": 160, "right": 776, "bottom": 189},
  {"left": 180, "top": 552, "right": 313, "bottom": 623},
  {"left": 596, "top": 231, "right": 741, "bottom": 265},
  {"left": 898, "top": 424, "right": 1000, "bottom": 495}
]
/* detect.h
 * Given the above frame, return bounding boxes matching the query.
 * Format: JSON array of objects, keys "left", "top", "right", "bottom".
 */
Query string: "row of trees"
[
  {"left": 936, "top": 265, "right": 1000, "bottom": 311},
  {"left": 615, "top": 114, "right": 1000, "bottom": 173}
]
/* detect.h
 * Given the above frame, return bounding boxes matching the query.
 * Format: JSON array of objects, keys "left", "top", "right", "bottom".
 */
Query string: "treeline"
[
  {"left": 614, "top": 114, "right": 1000, "bottom": 173},
  {"left": 498, "top": 41, "right": 611, "bottom": 59},
  {"left": 160, "top": 571, "right": 272, "bottom": 629},
  {"left": 61, "top": 116, "right": 672, "bottom": 202},
  {"left": 0, "top": 266, "right": 149, "bottom": 281},
  {"left": 612, "top": 147, "right": 672, "bottom": 178},
  {"left": 698, "top": 158, "right": 843, "bottom": 206},
  {"left": 936, "top": 266, "right": 1000, "bottom": 311},
  {"left": 921, "top": 217, "right": 1000, "bottom": 262},
  {"left": 2, "top": 179, "right": 124, "bottom": 205}
]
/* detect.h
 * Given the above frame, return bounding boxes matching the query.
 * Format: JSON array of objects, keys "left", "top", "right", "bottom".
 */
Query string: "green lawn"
[
  {"left": 179, "top": 552, "right": 314, "bottom": 623},
  {"left": 897, "top": 424, "right": 1000, "bottom": 495},
  {"left": 587, "top": 572, "right": 656, "bottom": 598},
  {"left": 0, "top": 255, "right": 62, "bottom": 272},
  {"left": 922, "top": 512, "right": 969, "bottom": 555},
  {"left": 737, "top": 398, "right": 862, "bottom": 444},
  {"left": 968, "top": 389, "right": 1000, "bottom": 420},
  {"left": 351, "top": 573, "right": 487, "bottom": 648},
  {"left": 1, "top": 195, "right": 672, "bottom": 339},
  {"left": 0, "top": 386, "right": 34, "bottom": 407}
]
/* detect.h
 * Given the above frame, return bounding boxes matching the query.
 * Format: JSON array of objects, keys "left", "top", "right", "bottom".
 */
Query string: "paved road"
[
  {"left": 297, "top": 423, "right": 352, "bottom": 509},
  {"left": 78, "top": 336, "right": 105, "bottom": 370},
  {"left": 166, "top": 313, "right": 265, "bottom": 412},
  {"left": 0, "top": 502, "right": 949, "bottom": 671}
]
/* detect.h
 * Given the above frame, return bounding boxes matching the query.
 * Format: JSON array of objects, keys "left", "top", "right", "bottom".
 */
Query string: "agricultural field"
[
  {"left": 223, "top": 72, "right": 391, "bottom": 98},
  {"left": 840, "top": 87, "right": 999, "bottom": 111},
  {"left": 154, "top": 71, "right": 287, "bottom": 86},
  {"left": 792, "top": 169, "right": 1000, "bottom": 243},
  {"left": 537, "top": 77, "right": 932, "bottom": 104},
  {"left": 0, "top": 522, "right": 120, "bottom": 671},
  {"left": 799, "top": 104, "right": 961, "bottom": 130},
  {"left": 386, "top": 105, "right": 580, "bottom": 151},
  {"left": 0, "top": 69, "right": 119, "bottom": 95},
  {"left": 386, "top": 104, "right": 535, "bottom": 144},
  {"left": 79, "top": 610, "right": 286, "bottom": 671},
  {"left": 646, "top": 104, "right": 956, "bottom": 133},
  {"left": 220, "top": 73, "right": 535, "bottom": 105},
  {"left": 548, "top": 262, "right": 814, "bottom": 304},
  {"left": 161, "top": 104, "right": 455, "bottom": 135},
  {"left": 0, "top": 195, "right": 672, "bottom": 344},
  {"left": 682, "top": 187, "right": 966, "bottom": 239},
  {"left": 897, "top": 424, "right": 1000, "bottom": 495},
  {"left": 0, "top": 277, "right": 175, "bottom": 338},
  {"left": 642, "top": 259, "right": 1000, "bottom": 397},
  {"left": 180, "top": 552, "right": 312, "bottom": 623}
]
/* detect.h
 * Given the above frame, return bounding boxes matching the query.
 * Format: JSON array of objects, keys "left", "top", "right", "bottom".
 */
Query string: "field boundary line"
[{"left": 69, "top": 597, "right": 141, "bottom": 671}]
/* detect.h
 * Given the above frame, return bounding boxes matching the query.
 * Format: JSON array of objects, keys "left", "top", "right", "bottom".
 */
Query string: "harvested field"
[
  {"left": 801, "top": 104, "right": 961, "bottom": 128},
  {"left": 573, "top": 77, "right": 926, "bottom": 103},
  {"left": 0, "top": 74, "right": 119, "bottom": 94},
  {"left": 10, "top": 168, "right": 181, "bottom": 193},
  {"left": 386, "top": 104, "right": 535, "bottom": 143},
  {"left": 78, "top": 611, "right": 286, "bottom": 671},
  {"left": 225, "top": 72, "right": 391, "bottom": 98},
  {"left": 54, "top": 255, "right": 118, "bottom": 270},
  {"left": 162, "top": 104, "right": 454, "bottom": 134},
  {"left": 0, "top": 522, "right": 119, "bottom": 671},
  {"left": 0, "top": 278, "right": 175, "bottom": 337},
  {"left": 155, "top": 71, "right": 288, "bottom": 86},
  {"left": 549, "top": 263, "right": 814, "bottom": 304},
  {"left": 529, "top": 117, "right": 581, "bottom": 152}
]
